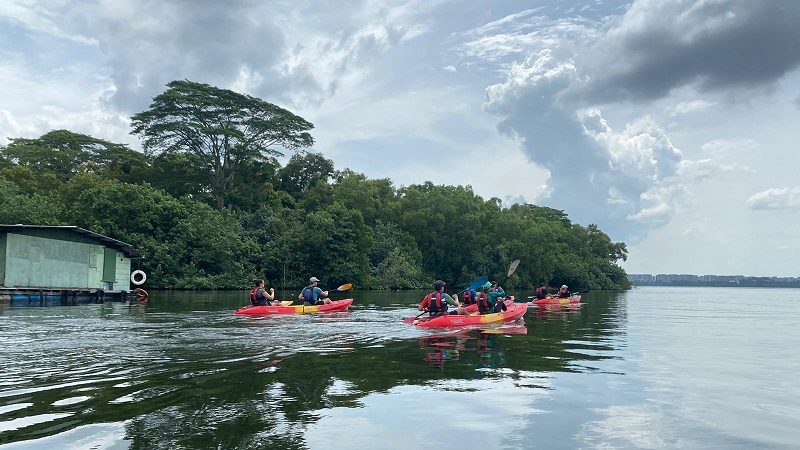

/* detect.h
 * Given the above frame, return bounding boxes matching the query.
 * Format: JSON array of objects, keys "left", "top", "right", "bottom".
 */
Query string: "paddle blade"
[
  {"left": 336, "top": 283, "right": 353, "bottom": 291},
  {"left": 507, "top": 259, "right": 520, "bottom": 277},
  {"left": 466, "top": 276, "right": 489, "bottom": 292},
  {"left": 280, "top": 301, "right": 293, "bottom": 306}
]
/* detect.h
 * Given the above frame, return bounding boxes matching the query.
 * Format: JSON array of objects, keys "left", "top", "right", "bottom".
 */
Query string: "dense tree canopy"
[
  {"left": 0, "top": 80, "right": 629, "bottom": 291},
  {"left": 131, "top": 80, "right": 314, "bottom": 209}
]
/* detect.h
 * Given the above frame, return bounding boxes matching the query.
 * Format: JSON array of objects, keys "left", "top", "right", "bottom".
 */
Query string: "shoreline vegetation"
[{"left": 0, "top": 80, "right": 630, "bottom": 291}]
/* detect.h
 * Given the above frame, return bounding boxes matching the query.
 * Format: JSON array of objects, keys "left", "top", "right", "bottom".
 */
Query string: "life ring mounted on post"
[{"left": 131, "top": 270, "right": 147, "bottom": 286}]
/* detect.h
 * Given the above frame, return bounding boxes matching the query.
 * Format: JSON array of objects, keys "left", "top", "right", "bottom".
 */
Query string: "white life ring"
[{"left": 131, "top": 270, "right": 147, "bottom": 286}]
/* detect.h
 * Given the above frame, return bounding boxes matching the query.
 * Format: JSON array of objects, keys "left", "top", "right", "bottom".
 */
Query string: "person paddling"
[
  {"left": 418, "top": 280, "right": 467, "bottom": 317},
  {"left": 477, "top": 282, "right": 507, "bottom": 314},
  {"left": 489, "top": 281, "right": 506, "bottom": 298},
  {"left": 250, "top": 279, "right": 280, "bottom": 306},
  {"left": 299, "top": 277, "right": 332, "bottom": 305},
  {"left": 535, "top": 284, "right": 549, "bottom": 300},
  {"left": 557, "top": 285, "right": 571, "bottom": 298}
]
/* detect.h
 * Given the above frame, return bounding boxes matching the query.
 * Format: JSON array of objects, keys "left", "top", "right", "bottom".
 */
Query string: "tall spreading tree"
[{"left": 131, "top": 80, "right": 314, "bottom": 209}]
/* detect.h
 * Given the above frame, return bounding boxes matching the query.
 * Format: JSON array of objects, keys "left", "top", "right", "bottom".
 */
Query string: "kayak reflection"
[{"left": 419, "top": 323, "right": 528, "bottom": 369}]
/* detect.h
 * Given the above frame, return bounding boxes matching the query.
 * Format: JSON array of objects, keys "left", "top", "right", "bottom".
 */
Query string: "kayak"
[
  {"left": 234, "top": 298, "right": 353, "bottom": 315},
  {"left": 530, "top": 295, "right": 582, "bottom": 306},
  {"left": 404, "top": 300, "right": 527, "bottom": 328},
  {"left": 463, "top": 296, "right": 516, "bottom": 313}
]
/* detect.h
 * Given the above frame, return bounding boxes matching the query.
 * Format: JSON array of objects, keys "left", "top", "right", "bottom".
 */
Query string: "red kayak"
[
  {"left": 404, "top": 300, "right": 527, "bottom": 328},
  {"left": 463, "top": 296, "right": 516, "bottom": 313},
  {"left": 235, "top": 298, "right": 353, "bottom": 315},
  {"left": 530, "top": 295, "right": 582, "bottom": 306}
]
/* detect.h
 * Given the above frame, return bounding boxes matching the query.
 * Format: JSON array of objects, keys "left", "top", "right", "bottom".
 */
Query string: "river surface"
[{"left": 0, "top": 286, "right": 799, "bottom": 449}]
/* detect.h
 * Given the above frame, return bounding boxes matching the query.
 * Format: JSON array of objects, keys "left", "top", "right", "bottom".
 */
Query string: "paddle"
[{"left": 328, "top": 283, "right": 353, "bottom": 295}]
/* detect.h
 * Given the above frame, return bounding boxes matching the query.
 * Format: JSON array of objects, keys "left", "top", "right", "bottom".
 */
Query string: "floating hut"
[{"left": 0, "top": 224, "right": 141, "bottom": 304}]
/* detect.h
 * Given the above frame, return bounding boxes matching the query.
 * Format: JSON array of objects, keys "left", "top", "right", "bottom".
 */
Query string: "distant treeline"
[
  {"left": 631, "top": 278, "right": 800, "bottom": 288},
  {"left": 0, "top": 80, "right": 630, "bottom": 291}
]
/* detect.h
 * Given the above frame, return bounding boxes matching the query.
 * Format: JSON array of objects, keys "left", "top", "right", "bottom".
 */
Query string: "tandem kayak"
[
  {"left": 234, "top": 298, "right": 353, "bottom": 315},
  {"left": 404, "top": 300, "right": 527, "bottom": 328},
  {"left": 530, "top": 295, "right": 582, "bottom": 306},
  {"left": 462, "top": 296, "right": 516, "bottom": 313}
]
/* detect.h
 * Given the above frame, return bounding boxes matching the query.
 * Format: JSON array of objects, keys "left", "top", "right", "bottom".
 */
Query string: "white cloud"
[
  {"left": 747, "top": 187, "right": 800, "bottom": 210},
  {"left": 667, "top": 100, "right": 713, "bottom": 116}
]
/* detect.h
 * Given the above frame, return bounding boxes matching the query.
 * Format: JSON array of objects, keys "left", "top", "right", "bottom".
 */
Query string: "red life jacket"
[
  {"left": 478, "top": 292, "right": 491, "bottom": 312},
  {"left": 425, "top": 291, "right": 446, "bottom": 314},
  {"left": 250, "top": 287, "right": 264, "bottom": 305}
]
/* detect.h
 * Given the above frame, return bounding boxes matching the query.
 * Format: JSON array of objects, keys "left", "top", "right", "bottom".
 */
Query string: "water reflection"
[{"left": 0, "top": 290, "right": 629, "bottom": 449}]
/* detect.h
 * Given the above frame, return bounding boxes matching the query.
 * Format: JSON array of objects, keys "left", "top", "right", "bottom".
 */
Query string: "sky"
[{"left": 2, "top": 0, "right": 800, "bottom": 277}]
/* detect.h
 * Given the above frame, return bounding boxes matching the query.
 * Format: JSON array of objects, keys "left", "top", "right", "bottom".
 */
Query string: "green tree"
[
  {"left": 131, "top": 80, "right": 314, "bottom": 209},
  {"left": 0, "top": 178, "right": 63, "bottom": 225},
  {"left": 278, "top": 152, "right": 334, "bottom": 199},
  {"left": 0, "top": 130, "right": 146, "bottom": 181}
]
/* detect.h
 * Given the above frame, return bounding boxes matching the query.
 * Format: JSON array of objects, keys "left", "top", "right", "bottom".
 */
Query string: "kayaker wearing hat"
[
  {"left": 557, "top": 285, "right": 570, "bottom": 298},
  {"left": 299, "top": 277, "right": 331, "bottom": 305},
  {"left": 477, "top": 281, "right": 507, "bottom": 314},
  {"left": 489, "top": 281, "right": 506, "bottom": 298},
  {"left": 418, "top": 280, "right": 467, "bottom": 316}
]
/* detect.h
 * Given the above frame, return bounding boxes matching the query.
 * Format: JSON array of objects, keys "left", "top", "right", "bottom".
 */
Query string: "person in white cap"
[
  {"left": 298, "top": 276, "right": 331, "bottom": 305},
  {"left": 557, "top": 285, "right": 570, "bottom": 298}
]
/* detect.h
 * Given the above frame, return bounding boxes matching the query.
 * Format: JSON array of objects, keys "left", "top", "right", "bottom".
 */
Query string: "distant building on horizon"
[{"left": 628, "top": 273, "right": 800, "bottom": 288}]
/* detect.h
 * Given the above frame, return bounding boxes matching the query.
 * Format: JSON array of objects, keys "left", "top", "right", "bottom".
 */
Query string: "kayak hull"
[
  {"left": 409, "top": 300, "right": 527, "bottom": 328},
  {"left": 463, "top": 296, "right": 516, "bottom": 313},
  {"left": 235, "top": 298, "right": 353, "bottom": 315},
  {"left": 531, "top": 295, "right": 582, "bottom": 306}
]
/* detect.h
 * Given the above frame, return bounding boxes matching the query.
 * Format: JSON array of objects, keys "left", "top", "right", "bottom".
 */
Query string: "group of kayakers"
[
  {"left": 250, "top": 276, "right": 573, "bottom": 315},
  {"left": 250, "top": 276, "right": 332, "bottom": 306},
  {"left": 418, "top": 279, "right": 509, "bottom": 317},
  {"left": 535, "top": 283, "right": 570, "bottom": 299}
]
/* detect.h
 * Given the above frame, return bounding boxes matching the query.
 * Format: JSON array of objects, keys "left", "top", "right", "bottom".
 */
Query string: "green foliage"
[
  {"left": 1, "top": 81, "right": 629, "bottom": 291},
  {"left": 373, "top": 247, "right": 427, "bottom": 289},
  {"left": 0, "top": 129, "right": 147, "bottom": 182},
  {"left": 0, "top": 178, "right": 63, "bottom": 225},
  {"left": 131, "top": 80, "right": 314, "bottom": 209},
  {"left": 278, "top": 152, "right": 334, "bottom": 199}
]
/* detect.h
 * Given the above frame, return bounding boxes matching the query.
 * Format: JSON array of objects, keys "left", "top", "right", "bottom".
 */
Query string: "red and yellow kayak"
[
  {"left": 235, "top": 298, "right": 353, "bottom": 315},
  {"left": 530, "top": 295, "right": 582, "bottom": 306},
  {"left": 404, "top": 300, "right": 527, "bottom": 328}
]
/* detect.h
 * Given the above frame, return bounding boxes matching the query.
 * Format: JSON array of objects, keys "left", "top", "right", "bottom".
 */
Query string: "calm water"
[{"left": 1, "top": 286, "right": 799, "bottom": 449}]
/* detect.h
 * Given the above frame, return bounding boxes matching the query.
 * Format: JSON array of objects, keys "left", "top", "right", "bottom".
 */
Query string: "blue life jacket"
[
  {"left": 427, "top": 291, "right": 447, "bottom": 315},
  {"left": 301, "top": 285, "right": 316, "bottom": 303}
]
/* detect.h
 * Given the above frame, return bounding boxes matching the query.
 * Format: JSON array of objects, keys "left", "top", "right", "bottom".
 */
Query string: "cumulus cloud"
[
  {"left": 481, "top": 49, "right": 736, "bottom": 238},
  {"left": 467, "top": 1, "right": 790, "bottom": 239},
  {"left": 747, "top": 188, "right": 800, "bottom": 210},
  {"left": 571, "top": 0, "right": 800, "bottom": 102}
]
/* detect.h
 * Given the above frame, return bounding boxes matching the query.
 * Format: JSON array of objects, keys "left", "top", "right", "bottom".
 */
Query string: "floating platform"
[{"left": 0, "top": 287, "right": 135, "bottom": 306}]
